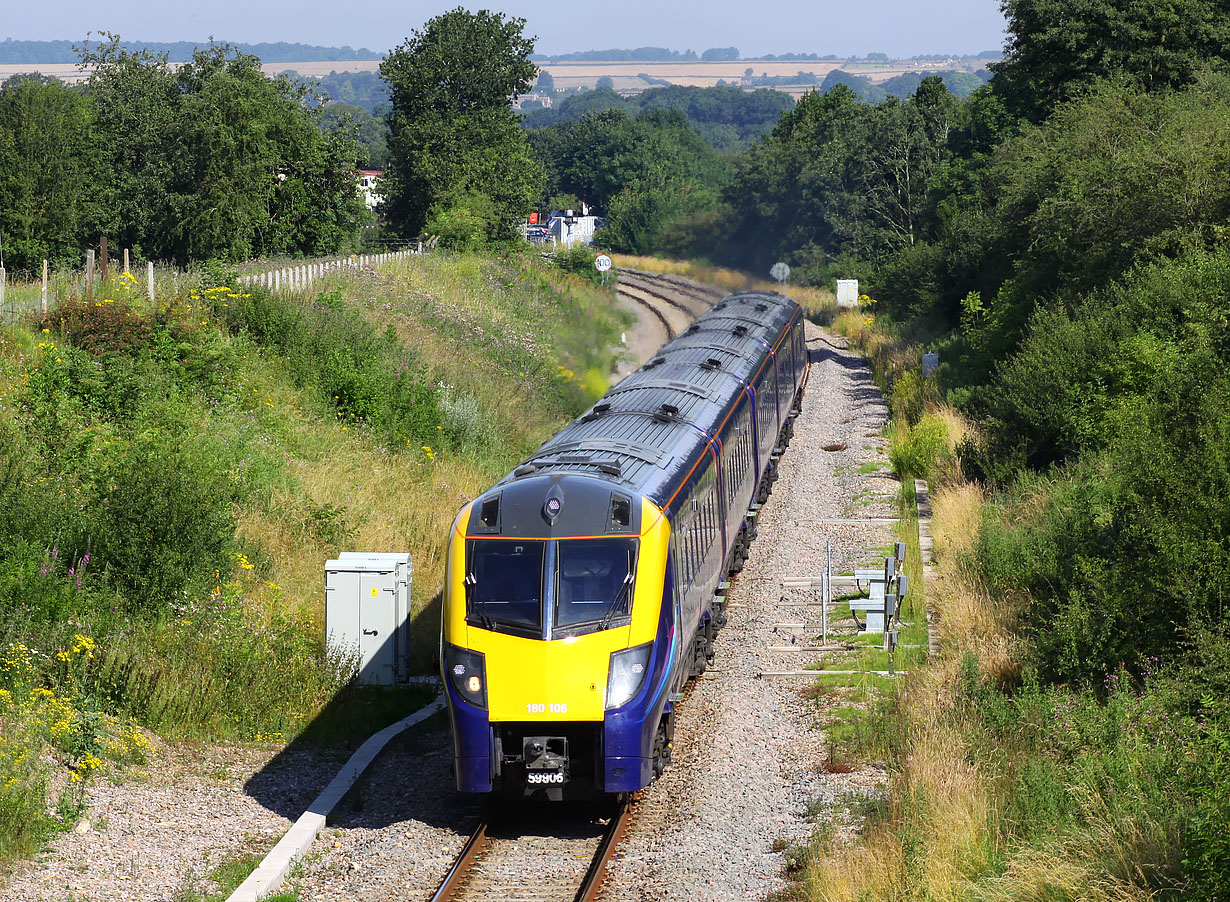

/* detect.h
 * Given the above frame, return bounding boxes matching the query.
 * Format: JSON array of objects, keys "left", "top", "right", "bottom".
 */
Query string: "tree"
[
  {"left": 80, "top": 35, "right": 365, "bottom": 264},
  {"left": 381, "top": 7, "right": 544, "bottom": 240},
  {"left": 78, "top": 35, "right": 180, "bottom": 259},
  {"left": 319, "top": 103, "right": 389, "bottom": 169},
  {"left": 0, "top": 75, "right": 96, "bottom": 268},
  {"left": 993, "top": 0, "right": 1230, "bottom": 119}
]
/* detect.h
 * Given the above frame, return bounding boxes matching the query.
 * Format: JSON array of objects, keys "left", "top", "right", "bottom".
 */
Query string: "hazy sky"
[{"left": 3, "top": 0, "right": 1007, "bottom": 59}]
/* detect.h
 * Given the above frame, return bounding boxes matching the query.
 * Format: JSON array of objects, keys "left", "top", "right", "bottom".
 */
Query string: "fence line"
[
  {"left": 235, "top": 249, "right": 419, "bottom": 294},
  {"left": 0, "top": 244, "right": 424, "bottom": 323}
]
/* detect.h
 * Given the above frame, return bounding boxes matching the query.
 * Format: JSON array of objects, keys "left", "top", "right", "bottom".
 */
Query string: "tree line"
[
  {"left": 0, "top": 36, "right": 369, "bottom": 270},
  {"left": 0, "top": 37, "right": 381, "bottom": 64}
]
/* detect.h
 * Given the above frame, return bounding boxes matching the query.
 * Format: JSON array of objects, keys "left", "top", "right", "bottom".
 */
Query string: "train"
[{"left": 440, "top": 289, "right": 808, "bottom": 800}]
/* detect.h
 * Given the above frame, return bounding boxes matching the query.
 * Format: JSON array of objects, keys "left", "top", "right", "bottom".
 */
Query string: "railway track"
[
  {"left": 617, "top": 282, "right": 679, "bottom": 342},
  {"left": 613, "top": 268, "right": 722, "bottom": 375},
  {"left": 430, "top": 797, "right": 631, "bottom": 902},
  {"left": 618, "top": 269, "right": 723, "bottom": 319}
]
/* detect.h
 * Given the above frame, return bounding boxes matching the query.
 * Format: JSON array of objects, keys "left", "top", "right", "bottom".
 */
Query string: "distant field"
[
  {"left": 539, "top": 58, "right": 965, "bottom": 91},
  {"left": 1, "top": 56, "right": 975, "bottom": 93}
]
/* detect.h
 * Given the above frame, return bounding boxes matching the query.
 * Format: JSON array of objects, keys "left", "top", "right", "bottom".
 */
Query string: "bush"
[
  {"left": 424, "top": 191, "right": 497, "bottom": 251},
  {"left": 211, "top": 286, "right": 446, "bottom": 450},
  {"left": 888, "top": 412, "right": 949, "bottom": 481},
  {"left": 553, "top": 243, "right": 604, "bottom": 286},
  {"left": 91, "top": 432, "right": 237, "bottom": 613}
]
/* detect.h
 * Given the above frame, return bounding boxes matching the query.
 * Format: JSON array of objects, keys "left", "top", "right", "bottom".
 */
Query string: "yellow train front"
[{"left": 441, "top": 290, "right": 807, "bottom": 799}]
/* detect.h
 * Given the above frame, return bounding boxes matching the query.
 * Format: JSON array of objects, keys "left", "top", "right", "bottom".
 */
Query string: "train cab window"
[
  {"left": 466, "top": 540, "right": 544, "bottom": 636},
  {"left": 555, "top": 539, "right": 637, "bottom": 632}
]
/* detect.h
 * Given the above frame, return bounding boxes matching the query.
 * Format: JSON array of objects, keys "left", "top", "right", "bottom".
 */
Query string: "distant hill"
[{"left": 0, "top": 38, "right": 380, "bottom": 64}]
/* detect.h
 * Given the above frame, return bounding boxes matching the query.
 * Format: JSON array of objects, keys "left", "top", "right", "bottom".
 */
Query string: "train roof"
[{"left": 484, "top": 290, "right": 802, "bottom": 519}]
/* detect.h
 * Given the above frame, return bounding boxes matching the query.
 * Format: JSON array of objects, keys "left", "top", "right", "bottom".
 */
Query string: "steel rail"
[
  {"left": 428, "top": 818, "right": 490, "bottom": 902},
  {"left": 575, "top": 796, "right": 631, "bottom": 902},
  {"left": 427, "top": 796, "right": 630, "bottom": 902},
  {"left": 617, "top": 283, "right": 677, "bottom": 340}
]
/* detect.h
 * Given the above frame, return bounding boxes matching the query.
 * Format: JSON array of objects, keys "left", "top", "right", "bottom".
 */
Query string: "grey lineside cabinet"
[{"left": 325, "top": 552, "right": 413, "bottom": 686}]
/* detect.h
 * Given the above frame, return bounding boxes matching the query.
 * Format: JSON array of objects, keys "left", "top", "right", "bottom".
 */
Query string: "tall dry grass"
[
  {"left": 930, "top": 484, "right": 1019, "bottom": 684},
  {"left": 805, "top": 654, "right": 1001, "bottom": 902}
]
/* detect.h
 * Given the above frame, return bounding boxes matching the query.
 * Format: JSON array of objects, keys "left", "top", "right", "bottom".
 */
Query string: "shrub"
[
  {"left": 40, "top": 294, "right": 153, "bottom": 356},
  {"left": 91, "top": 432, "right": 237, "bottom": 614},
  {"left": 210, "top": 286, "right": 446, "bottom": 451},
  {"left": 425, "top": 191, "right": 496, "bottom": 251},
  {"left": 888, "top": 412, "right": 949, "bottom": 482},
  {"left": 553, "top": 243, "right": 604, "bottom": 286}
]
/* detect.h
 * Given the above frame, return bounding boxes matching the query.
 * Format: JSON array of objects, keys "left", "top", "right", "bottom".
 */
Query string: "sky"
[{"left": 2, "top": 0, "right": 1007, "bottom": 59}]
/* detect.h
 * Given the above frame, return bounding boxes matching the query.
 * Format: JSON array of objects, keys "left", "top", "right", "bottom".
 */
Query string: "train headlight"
[
  {"left": 605, "top": 643, "right": 653, "bottom": 710},
  {"left": 445, "top": 643, "right": 487, "bottom": 709}
]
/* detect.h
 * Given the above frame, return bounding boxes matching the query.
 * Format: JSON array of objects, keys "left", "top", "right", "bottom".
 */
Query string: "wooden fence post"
[
  {"left": 123, "top": 248, "right": 130, "bottom": 277},
  {"left": 86, "top": 249, "right": 95, "bottom": 296},
  {"left": 41, "top": 260, "right": 48, "bottom": 315},
  {"left": 100, "top": 237, "right": 108, "bottom": 283},
  {"left": 147, "top": 261, "right": 155, "bottom": 302}
]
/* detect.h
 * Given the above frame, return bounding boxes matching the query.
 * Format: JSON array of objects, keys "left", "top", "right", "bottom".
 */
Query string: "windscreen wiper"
[
  {"left": 464, "top": 574, "right": 497, "bottom": 631},
  {"left": 597, "top": 573, "right": 635, "bottom": 632}
]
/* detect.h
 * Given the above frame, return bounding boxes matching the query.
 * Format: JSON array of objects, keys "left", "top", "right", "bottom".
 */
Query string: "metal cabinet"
[{"left": 325, "top": 552, "right": 412, "bottom": 686}]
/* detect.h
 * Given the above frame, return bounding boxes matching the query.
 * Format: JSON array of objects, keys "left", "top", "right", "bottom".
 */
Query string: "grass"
[
  {"left": 0, "top": 249, "right": 628, "bottom": 866},
  {"left": 172, "top": 838, "right": 301, "bottom": 902},
  {"left": 796, "top": 472, "right": 1194, "bottom": 901}
]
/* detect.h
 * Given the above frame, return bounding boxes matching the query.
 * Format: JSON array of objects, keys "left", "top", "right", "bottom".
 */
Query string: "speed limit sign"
[{"left": 595, "top": 254, "right": 612, "bottom": 272}]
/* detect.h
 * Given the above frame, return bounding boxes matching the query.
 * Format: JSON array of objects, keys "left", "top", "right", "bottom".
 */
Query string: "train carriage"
[{"left": 441, "top": 290, "right": 808, "bottom": 799}]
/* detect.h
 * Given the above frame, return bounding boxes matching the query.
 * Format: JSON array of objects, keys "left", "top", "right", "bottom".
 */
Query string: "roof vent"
[
  {"left": 594, "top": 402, "right": 611, "bottom": 413},
  {"left": 733, "top": 325, "right": 749, "bottom": 337},
  {"left": 514, "top": 464, "right": 538, "bottom": 478},
  {"left": 659, "top": 403, "right": 679, "bottom": 415},
  {"left": 597, "top": 461, "right": 622, "bottom": 477},
  {"left": 645, "top": 356, "right": 666, "bottom": 368},
  {"left": 699, "top": 358, "right": 722, "bottom": 371},
  {"left": 755, "top": 303, "right": 768, "bottom": 312}
]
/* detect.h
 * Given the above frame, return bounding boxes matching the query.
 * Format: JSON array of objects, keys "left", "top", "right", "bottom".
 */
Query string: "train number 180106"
[{"left": 526, "top": 702, "right": 568, "bottom": 714}]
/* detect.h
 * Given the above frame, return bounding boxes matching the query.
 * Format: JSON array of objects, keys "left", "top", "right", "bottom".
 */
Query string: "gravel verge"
[
  {"left": 600, "top": 321, "right": 895, "bottom": 902},
  {"left": 0, "top": 741, "right": 345, "bottom": 901}
]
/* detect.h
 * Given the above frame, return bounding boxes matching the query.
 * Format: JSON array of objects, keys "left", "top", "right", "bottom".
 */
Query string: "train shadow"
[
  {"left": 807, "top": 338, "right": 872, "bottom": 372},
  {"left": 241, "top": 588, "right": 463, "bottom": 830}
]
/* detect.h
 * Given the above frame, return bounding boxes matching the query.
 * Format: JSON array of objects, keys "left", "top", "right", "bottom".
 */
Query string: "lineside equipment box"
[
  {"left": 836, "top": 279, "right": 859, "bottom": 308},
  {"left": 325, "top": 552, "right": 412, "bottom": 686}
]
